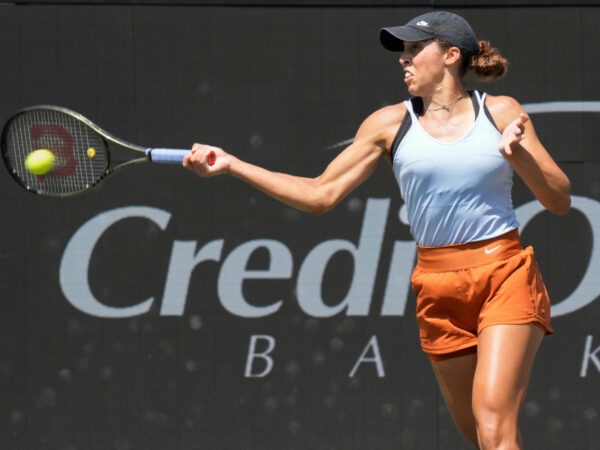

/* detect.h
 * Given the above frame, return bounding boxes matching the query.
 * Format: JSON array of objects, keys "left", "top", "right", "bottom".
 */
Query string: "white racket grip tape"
[{"left": 146, "top": 148, "right": 189, "bottom": 164}]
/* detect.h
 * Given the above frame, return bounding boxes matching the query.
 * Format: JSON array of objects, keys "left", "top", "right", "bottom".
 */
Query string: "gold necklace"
[{"left": 427, "top": 94, "right": 468, "bottom": 112}]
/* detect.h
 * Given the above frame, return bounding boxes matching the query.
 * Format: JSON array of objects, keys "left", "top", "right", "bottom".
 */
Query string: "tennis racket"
[{"left": 1, "top": 105, "right": 215, "bottom": 197}]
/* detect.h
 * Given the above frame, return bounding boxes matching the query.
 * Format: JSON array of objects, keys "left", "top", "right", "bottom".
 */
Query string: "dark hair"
[{"left": 437, "top": 39, "right": 509, "bottom": 82}]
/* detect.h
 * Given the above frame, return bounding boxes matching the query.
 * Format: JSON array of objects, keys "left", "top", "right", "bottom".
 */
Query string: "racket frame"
[{"left": 1, "top": 105, "right": 188, "bottom": 197}]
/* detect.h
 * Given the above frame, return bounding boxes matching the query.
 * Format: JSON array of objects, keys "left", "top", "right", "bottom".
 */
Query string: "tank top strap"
[
  {"left": 472, "top": 89, "right": 486, "bottom": 105},
  {"left": 404, "top": 96, "right": 422, "bottom": 119}
]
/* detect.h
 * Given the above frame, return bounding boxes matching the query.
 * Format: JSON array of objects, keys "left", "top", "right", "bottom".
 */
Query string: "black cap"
[{"left": 380, "top": 11, "right": 478, "bottom": 57}]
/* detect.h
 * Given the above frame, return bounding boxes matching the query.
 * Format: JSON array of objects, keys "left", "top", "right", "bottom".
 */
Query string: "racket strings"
[{"left": 3, "top": 110, "right": 107, "bottom": 196}]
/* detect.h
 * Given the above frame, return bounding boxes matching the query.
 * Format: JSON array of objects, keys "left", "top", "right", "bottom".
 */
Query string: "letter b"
[{"left": 244, "top": 334, "right": 276, "bottom": 378}]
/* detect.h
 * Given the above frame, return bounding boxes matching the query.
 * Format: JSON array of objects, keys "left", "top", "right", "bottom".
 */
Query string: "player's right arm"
[{"left": 183, "top": 104, "right": 405, "bottom": 215}]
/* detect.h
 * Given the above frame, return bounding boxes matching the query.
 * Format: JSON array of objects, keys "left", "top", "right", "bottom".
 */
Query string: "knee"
[{"left": 474, "top": 408, "right": 520, "bottom": 449}]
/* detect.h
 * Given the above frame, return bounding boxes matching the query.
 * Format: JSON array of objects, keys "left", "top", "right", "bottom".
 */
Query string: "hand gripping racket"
[{"left": 1, "top": 105, "right": 215, "bottom": 197}]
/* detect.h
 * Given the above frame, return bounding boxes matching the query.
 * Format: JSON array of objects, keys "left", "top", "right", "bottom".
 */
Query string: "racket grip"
[
  {"left": 146, "top": 148, "right": 189, "bottom": 164},
  {"left": 207, "top": 151, "right": 216, "bottom": 166}
]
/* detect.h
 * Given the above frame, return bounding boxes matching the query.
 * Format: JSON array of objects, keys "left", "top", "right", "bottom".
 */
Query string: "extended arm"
[{"left": 183, "top": 105, "right": 403, "bottom": 215}]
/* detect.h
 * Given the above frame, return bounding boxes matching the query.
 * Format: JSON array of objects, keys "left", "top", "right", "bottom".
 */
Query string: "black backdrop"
[{"left": 0, "top": 3, "right": 599, "bottom": 450}]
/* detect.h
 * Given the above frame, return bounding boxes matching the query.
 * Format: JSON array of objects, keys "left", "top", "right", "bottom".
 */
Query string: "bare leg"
[
  {"left": 432, "top": 352, "right": 479, "bottom": 448},
  {"left": 473, "top": 324, "right": 544, "bottom": 449}
]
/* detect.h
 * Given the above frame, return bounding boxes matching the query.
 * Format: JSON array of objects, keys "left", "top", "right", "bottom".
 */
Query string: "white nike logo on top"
[{"left": 484, "top": 244, "right": 502, "bottom": 255}]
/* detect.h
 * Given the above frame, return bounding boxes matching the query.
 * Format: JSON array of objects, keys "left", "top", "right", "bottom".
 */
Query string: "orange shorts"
[{"left": 411, "top": 229, "right": 553, "bottom": 362}]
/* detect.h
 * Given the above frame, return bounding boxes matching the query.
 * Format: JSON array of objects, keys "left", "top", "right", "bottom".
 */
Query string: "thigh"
[
  {"left": 473, "top": 324, "right": 545, "bottom": 416},
  {"left": 432, "top": 352, "right": 479, "bottom": 444}
]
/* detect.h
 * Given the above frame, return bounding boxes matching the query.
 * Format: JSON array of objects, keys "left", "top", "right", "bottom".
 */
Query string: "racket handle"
[
  {"left": 146, "top": 148, "right": 189, "bottom": 164},
  {"left": 207, "top": 151, "right": 216, "bottom": 166},
  {"left": 146, "top": 148, "right": 217, "bottom": 166}
]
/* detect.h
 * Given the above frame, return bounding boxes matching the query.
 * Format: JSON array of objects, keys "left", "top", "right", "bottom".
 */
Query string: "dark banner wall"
[
  {"left": 10, "top": 1, "right": 600, "bottom": 6},
  {"left": 0, "top": 4, "right": 598, "bottom": 450}
]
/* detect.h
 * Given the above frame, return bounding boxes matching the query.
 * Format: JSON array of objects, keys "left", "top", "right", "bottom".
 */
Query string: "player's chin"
[{"left": 404, "top": 81, "right": 419, "bottom": 96}]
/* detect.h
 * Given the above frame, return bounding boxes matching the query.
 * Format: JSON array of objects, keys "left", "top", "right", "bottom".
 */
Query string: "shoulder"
[
  {"left": 356, "top": 102, "right": 408, "bottom": 151},
  {"left": 364, "top": 102, "right": 408, "bottom": 125},
  {"left": 484, "top": 94, "right": 527, "bottom": 132}
]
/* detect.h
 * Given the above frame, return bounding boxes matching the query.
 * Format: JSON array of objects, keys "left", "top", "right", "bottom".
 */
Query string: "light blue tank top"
[{"left": 392, "top": 91, "right": 519, "bottom": 247}]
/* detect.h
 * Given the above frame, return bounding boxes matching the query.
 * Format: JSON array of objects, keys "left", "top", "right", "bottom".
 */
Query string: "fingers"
[
  {"left": 183, "top": 143, "right": 228, "bottom": 176},
  {"left": 514, "top": 113, "right": 529, "bottom": 142},
  {"left": 516, "top": 113, "right": 528, "bottom": 137},
  {"left": 500, "top": 114, "right": 529, "bottom": 157},
  {"left": 517, "top": 112, "right": 529, "bottom": 127},
  {"left": 189, "top": 143, "right": 217, "bottom": 165}
]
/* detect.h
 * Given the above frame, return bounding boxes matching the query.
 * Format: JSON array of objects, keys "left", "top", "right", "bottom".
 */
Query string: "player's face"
[{"left": 399, "top": 40, "right": 446, "bottom": 96}]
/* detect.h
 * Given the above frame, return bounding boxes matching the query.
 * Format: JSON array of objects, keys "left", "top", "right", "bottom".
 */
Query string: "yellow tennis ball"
[
  {"left": 87, "top": 147, "right": 96, "bottom": 158},
  {"left": 24, "top": 149, "right": 56, "bottom": 175}
]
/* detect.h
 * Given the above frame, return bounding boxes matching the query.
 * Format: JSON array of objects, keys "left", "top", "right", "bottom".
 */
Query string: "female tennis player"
[{"left": 184, "top": 11, "right": 571, "bottom": 449}]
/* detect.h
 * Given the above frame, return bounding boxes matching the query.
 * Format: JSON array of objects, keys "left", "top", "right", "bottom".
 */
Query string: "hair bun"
[{"left": 469, "top": 40, "right": 509, "bottom": 82}]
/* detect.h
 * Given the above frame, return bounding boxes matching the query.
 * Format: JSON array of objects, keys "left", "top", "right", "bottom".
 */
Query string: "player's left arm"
[{"left": 487, "top": 95, "right": 571, "bottom": 215}]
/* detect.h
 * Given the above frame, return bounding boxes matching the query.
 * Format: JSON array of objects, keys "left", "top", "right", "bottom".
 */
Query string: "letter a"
[{"left": 349, "top": 335, "right": 385, "bottom": 378}]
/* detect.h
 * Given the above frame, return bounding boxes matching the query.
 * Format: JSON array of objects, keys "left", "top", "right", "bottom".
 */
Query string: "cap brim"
[{"left": 380, "top": 26, "right": 434, "bottom": 51}]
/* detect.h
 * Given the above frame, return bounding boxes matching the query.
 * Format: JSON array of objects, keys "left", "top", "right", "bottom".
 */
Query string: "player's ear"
[{"left": 444, "top": 46, "right": 462, "bottom": 66}]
